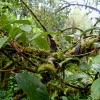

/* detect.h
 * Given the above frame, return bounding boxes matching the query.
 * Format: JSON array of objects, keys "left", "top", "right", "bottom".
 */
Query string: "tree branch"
[
  {"left": 20, "top": 0, "right": 47, "bottom": 32},
  {"left": 56, "top": 75, "right": 90, "bottom": 90},
  {"left": 55, "top": 2, "right": 100, "bottom": 14},
  {"left": 25, "top": 67, "right": 37, "bottom": 73},
  {"left": 20, "top": 0, "right": 57, "bottom": 52},
  {"left": 58, "top": 27, "right": 84, "bottom": 33},
  {"left": 0, "top": 68, "right": 19, "bottom": 72}
]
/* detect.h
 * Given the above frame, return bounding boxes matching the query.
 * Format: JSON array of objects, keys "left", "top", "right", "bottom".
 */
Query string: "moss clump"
[
  {"left": 51, "top": 52, "right": 64, "bottom": 61},
  {"left": 38, "top": 64, "right": 57, "bottom": 73},
  {"left": 66, "top": 87, "right": 78, "bottom": 94},
  {"left": 25, "top": 47, "right": 35, "bottom": 53}
]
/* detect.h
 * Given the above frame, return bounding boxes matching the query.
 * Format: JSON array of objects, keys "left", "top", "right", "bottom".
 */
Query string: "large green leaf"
[
  {"left": 14, "top": 32, "right": 27, "bottom": 44},
  {"left": 34, "top": 37, "right": 49, "bottom": 50},
  {"left": 12, "top": 20, "right": 31, "bottom": 25},
  {"left": 20, "top": 25, "right": 32, "bottom": 32},
  {"left": 65, "top": 73, "right": 90, "bottom": 81},
  {"left": 9, "top": 27, "right": 22, "bottom": 40},
  {"left": 92, "top": 64, "right": 100, "bottom": 72},
  {"left": 65, "top": 63, "right": 80, "bottom": 73},
  {"left": 92, "top": 55, "right": 100, "bottom": 64},
  {"left": 0, "top": 36, "right": 9, "bottom": 48},
  {"left": 91, "top": 78, "right": 100, "bottom": 99},
  {"left": 80, "top": 61, "right": 90, "bottom": 71},
  {"left": 29, "top": 33, "right": 41, "bottom": 42},
  {"left": 1, "top": 24, "right": 12, "bottom": 33},
  {"left": 59, "top": 57, "right": 80, "bottom": 67},
  {"left": 19, "top": 32, "right": 27, "bottom": 44},
  {"left": 92, "top": 55, "right": 100, "bottom": 72},
  {"left": 29, "top": 31, "right": 60, "bottom": 43},
  {"left": 80, "top": 27, "right": 97, "bottom": 38},
  {"left": 15, "top": 73, "right": 49, "bottom": 100}
]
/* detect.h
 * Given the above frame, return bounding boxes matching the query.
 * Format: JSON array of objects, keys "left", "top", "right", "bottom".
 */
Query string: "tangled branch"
[{"left": 55, "top": 2, "right": 100, "bottom": 14}]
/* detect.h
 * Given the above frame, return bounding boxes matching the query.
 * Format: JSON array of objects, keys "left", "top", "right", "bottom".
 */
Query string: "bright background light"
[
  {"left": 65, "top": 0, "right": 100, "bottom": 16},
  {"left": 65, "top": 0, "right": 100, "bottom": 23}
]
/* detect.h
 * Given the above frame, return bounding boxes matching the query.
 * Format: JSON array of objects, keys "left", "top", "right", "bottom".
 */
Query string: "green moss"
[
  {"left": 38, "top": 64, "right": 57, "bottom": 73},
  {"left": 51, "top": 52, "right": 64, "bottom": 60}
]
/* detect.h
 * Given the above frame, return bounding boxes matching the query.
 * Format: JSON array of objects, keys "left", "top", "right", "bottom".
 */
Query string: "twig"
[
  {"left": 90, "top": 18, "right": 100, "bottom": 34},
  {"left": 71, "top": 49, "right": 96, "bottom": 57},
  {"left": 72, "top": 51, "right": 92, "bottom": 57},
  {"left": 63, "top": 40, "right": 80, "bottom": 53},
  {"left": 25, "top": 67, "right": 37, "bottom": 73},
  {"left": 23, "top": 55, "right": 38, "bottom": 68},
  {"left": 12, "top": 93, "right": 26, "bottom": 100},
  {"left": 10, "top": 40, "right": 38, "bottom": 68},
  {"left": 58, "top": 27, "right": 84, "bottom": 33},
  {"left": 0, "top": 68, "right": 18, "bottom": 72},
  {"left": 0, "top": 49, "right": 13, "bottom": 60},
  {"left": 56, "top": 75, "right": 90, "bottom": 90}
]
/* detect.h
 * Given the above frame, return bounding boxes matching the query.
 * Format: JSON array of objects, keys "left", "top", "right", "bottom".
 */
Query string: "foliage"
[
  {"left": 0, "top": 0, "right": 100, "bottom": 100},
  {"left": 15, "top": 73, "right": 49, "bottom": 100}
]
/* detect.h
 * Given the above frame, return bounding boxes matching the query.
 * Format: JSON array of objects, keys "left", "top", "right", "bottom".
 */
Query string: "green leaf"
[
  {"left": 0, "top": 15, "right": 8, "bottom": 26},
  {"left": 80, "top": 27, "right": 97, "bottom": 38},
  {"left": 11, "top": 31, "right": 27, "bottom": 45},
  {"left": 80, "top": 61, "right": 90, "bottom": 71},
  {"left": 9, "top": 27, "right": 22, "bottom": 40},
  {"left": 59, "top": 57, "right": 80, "bottom": 67},
  {"left": 92, "top": 55, "right": 100, "bottom": 64},
  {"left": 65, "top": 36, "right": 72, "bottom": 43},
  {"left": 34, "top": 37, "right": 49, "bottom": 50},
  {"left": 12, "top": 20, "right": 31, "bottom": 25},
  {"left": 29, "top": 32, "right": 41, "bottom": 42},
  {"left": 20, "top": 32, "right": 27, "bottom": 44},
  {"left": 20, "top": 25, "right": 32, "bottom": 32},
  {"left": 39, "top": 31, "right": 60, "bottom": 37},
  {"left": 15, "top": 33, "right": 23, "bottom": 39},
  {"left": 68, "top": 34, "right": 80, "bottom": 38},
  {"left": 92, "top": 64, "right": 100, "bottom": 72},
  {"left": 65, "top": 63, "right": 80, "bottom": 73},
  {"left": 15, "top": 73, "right": 49, "bottom": 100},
  {"left": 51, "top": 91, "right": 58, "bottom": 100},
  {"left": 91, "top": 78, "right": 100, "bottom": 99},
  {"left": 91, "top": 55, "right": 100, "bottom": 72},
  {"left": 0, "top": 36, "right": 8, "bottom": 48},
  {"left": 60, "top": 96, "right": 68, "bottom": 100},
  {"left": 29, "top": 31, "right": 60, "bottom": 43},
  {"left": 1, "top": 24, "right": 12, "bottom": 33},
  {"left": 65, "top": 73, "right": 90, "bottom": 81}
]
